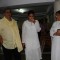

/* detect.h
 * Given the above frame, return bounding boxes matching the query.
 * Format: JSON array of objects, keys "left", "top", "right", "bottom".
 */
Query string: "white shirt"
[
  {"left": 0, "top": 17, "right": 23, "bottom": 52},
  {"left": 50, "top": 21, "right": 60, "bottom": 37},
  {"left": 22, "top": 20, "right": 41, "bottom": 50}
]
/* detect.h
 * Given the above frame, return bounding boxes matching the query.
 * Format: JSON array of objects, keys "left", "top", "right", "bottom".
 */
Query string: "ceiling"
[{"left": 0, "top": 2, "right": 54, "bottom": 19}]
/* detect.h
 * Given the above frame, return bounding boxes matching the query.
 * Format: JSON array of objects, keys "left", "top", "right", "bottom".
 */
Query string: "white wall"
[
  {"left": 0, "top": 0, "right": 55, "bottom": 7},
  {"left": 54, "top": 0, "right": 60, "bottom": 13}
]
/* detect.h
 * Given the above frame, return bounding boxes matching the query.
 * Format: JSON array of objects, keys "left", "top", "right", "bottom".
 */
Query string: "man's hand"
[
  {"left": 22, "top": 43, "right": 25, "bottom": 49},
  {"left": 53, "top": 31, "right": 60, "bottom": 36}
]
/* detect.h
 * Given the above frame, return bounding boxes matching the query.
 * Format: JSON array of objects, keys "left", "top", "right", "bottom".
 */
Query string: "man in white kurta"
[
  {"left": 50, "top": 10, "right": 60, "bottom": 60},
  {"left": 22, "top": 20, "right": 42, "bottom": 60}
]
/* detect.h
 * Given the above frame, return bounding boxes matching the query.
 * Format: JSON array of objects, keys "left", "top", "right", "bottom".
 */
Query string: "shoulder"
[
  {"left": 0, "top": 19, "right": 4, "bottom": 27},
  {"left": 35, "top": 20, "right": 39, "bottom": 23},
  {"left": 23, "top": 20, "right": 28, "bottom": 25},
  {"left": 0, "top": 18, "right": 4, "bottom": 24},
  {"left": 0, "top": 19, "right": 3, "bottom": 22},
  {"left": 0, "top": 17, "right": 5, "bottom": 21},
  {"left": 12, "top": 18, "right": 17, "bottom": 23},
  {"left": 52, "top": 21, "right": 58, "bottom": 26},
  {"left": 35, "top": 20, "right": 39, "bottom": 22}
]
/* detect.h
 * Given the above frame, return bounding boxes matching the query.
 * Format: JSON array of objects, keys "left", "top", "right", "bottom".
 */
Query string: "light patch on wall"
[{"left": 14, "top": 8, "right": 28, "bottom": 13}]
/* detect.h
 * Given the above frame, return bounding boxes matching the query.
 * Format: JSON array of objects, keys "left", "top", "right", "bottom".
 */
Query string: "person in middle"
[{"left": 22, "top": 10, "right": 42, "bottom": 60}]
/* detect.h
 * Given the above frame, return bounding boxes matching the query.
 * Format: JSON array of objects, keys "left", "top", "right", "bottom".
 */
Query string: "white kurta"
[
  {"left": 50, "top": 21, "right": 60, "bottom": 60},
  {"left": 22, "top": 20, "right": 42, "bottom": 60}
]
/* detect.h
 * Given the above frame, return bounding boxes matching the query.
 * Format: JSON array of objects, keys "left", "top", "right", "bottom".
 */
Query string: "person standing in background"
[
  {"left": 22, "top": 10, "right": 42, "bottom": 60},
  {"left": 50, "top": 10, "right": 60, "bottom": 60},
  {"left": 0, "top": 8, "right": 23, "bottom": 60}
]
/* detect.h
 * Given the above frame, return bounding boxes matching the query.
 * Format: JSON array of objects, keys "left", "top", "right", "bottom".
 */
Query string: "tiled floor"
[
  {"left": 42, "top": 45, "right": 51, "bottom": 60},
  {"left": 0, "top": 44, "right": 51, "bottom": 60}
]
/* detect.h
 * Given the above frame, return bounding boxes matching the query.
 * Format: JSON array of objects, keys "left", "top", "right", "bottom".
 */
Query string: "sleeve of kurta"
[
  {"left": 22, "top": 22, "right": 26, "bottom": 43},
  {"left": 50, "top": 22, "right": 58, "bottom": 37},
  {"left": 36, "top": 20, "right": 41, "bottom": 32},
  {"left": 0, "top": 21, "right": 2, "bottom": 35}
]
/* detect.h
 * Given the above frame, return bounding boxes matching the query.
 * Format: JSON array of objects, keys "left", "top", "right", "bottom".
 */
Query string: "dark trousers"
[{"left": 2, "top": 46, "right": 21, "bottom": 60}]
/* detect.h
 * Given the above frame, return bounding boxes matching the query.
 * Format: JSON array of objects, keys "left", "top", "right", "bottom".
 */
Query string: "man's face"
[{"left": 4, "top": 10, "right": 12, "bottom": 19}]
